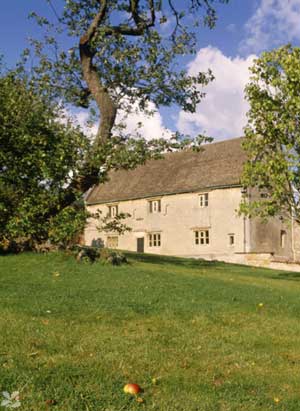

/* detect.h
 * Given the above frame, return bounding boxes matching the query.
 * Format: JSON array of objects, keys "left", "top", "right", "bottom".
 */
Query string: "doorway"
[{"left": 137, "top": 237, "right": 144, "bottom": 253}]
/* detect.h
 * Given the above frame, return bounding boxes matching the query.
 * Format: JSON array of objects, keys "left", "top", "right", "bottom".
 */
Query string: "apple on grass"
[{"left": 123, "top": 383, "right": 142, "bottom": 395}]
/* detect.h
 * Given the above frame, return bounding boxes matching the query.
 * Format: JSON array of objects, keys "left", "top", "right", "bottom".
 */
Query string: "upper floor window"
[
  {"left": 149, "top": 199, "right": 161, "bottom": 213},
  {"left": 108, "top": 205, "right": 118, "bottom": 218},
  {"left": 199, "top": 193, "right": 209, "bottom": 208},
  {"left": 195, "top": 230, "right": 210, "bottom": 245},
  {"left": 228, "top": 233, "right": 235, "bottom": 246},
  {"left": 149, "top": 233, "right": 161, "bottom": 247}
]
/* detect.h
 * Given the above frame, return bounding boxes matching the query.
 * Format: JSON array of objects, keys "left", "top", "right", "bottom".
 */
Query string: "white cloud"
[
  {"left": 240, "top": 0, "right": 300, "bottom": 54},
  {"left": 177, "top": 46, "right": 256, "bottom": 141},
  {"left": 69, "top": 102, "right": 173, "bottom": 141},
  {"left": 116, "top": 101, "right": 173, "bottom": 140},
  {"left": 73, "top": 110, "right": 98, "bottom": 137}
]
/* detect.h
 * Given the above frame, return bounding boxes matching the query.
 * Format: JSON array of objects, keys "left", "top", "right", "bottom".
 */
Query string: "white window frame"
[
  {"left": 199, "top": 193, "right": 209, "bottom": 208},
  {"left": 195, "top": 230, "right": 210, "bottom": 245},
  {"left": 149, "top": 233, "right": 161, "bottom": 247},
  {"left": 108, "top": 205, "right": 118, "bottom": 218},
  {"left": 149, "top": 199, "right": 161, "bottom": 213}
]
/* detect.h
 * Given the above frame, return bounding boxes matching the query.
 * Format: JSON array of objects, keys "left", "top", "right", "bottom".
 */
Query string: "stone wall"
[{"left": 85, "top": 187, "right": 246, "bottom": 259}]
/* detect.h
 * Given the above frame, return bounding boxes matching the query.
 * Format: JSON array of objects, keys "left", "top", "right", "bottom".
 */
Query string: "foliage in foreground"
[
  {"left": 241, "top": 45, "right": 300, "bottom": 222},
  {"left": 0, "top": 71, "right": 89, "bottom": 250},
  {"left": 0, "top": 252, "right": 300, "bottom": 410}
]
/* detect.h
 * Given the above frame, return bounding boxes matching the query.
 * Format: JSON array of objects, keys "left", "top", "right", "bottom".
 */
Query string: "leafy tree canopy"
[
  {"left": 241, "top": 45, "right": 300, "bottom": 223},
  {"left": 0, "top": 68, "right": 88, "bottom": 249},
  {"left": 24, "top": 0, "right": 228, "bottom": 194}
]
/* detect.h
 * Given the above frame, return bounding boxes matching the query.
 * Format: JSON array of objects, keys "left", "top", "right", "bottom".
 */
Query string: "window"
[
  {"left": 149, "top": 199, "right": 161, "bottom": 213},
  {"left": 280, "top": 230, "right": 286, "bottom": 248},
  {"left": 108, "top": 205, "right": 118, "bottom": 217},
  {"left": 149, "top": 233, "right": 161, "bottom": 247},
  {"left": 260, "top": 192, "right": 268, "bottom": 198},
  {"left": 107, "top": 236, "right": 118, "bottom": 248},
  {"left": 228, "top": 233, "right": 235, "bottom": 246},
  {"left": 195, "top": 230, "right": 209, "bottom": 245},
  {"left": 199, "top": 193, "right": 209, "bottom": 207}
]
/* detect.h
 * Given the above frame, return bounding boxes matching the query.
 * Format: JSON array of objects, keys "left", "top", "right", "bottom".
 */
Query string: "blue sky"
[
  {"left": 0, "top": 0, "right": 254, "bottom": 65},
  {"left": 1, "top": 0, "right": 299, "bottom": 140}
]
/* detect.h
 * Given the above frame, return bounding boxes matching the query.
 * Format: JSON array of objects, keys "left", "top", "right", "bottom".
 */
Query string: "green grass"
[{"left": 0, "top": 252, "right": 300, "bottom": 410}]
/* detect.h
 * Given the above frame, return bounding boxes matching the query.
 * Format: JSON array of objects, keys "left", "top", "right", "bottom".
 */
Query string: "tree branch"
[
  {"left": 167, "top": 0, "right": 184, "bottom": 39},
  {"left": 80, "top": 0, "right": 107, "bottom": 47},
  {"left": 130, "top": 0, "right": 155, "bottom": 28}
]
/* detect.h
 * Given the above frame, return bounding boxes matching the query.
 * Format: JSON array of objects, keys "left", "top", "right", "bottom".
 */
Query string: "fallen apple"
[{"left": 123, "top": 383, "right": 141, "bottom": 395}]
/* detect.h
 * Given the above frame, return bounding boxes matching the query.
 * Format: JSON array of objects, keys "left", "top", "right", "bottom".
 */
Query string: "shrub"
[{"left": 75, "top": 246, "right": 127, "bottom": 265}]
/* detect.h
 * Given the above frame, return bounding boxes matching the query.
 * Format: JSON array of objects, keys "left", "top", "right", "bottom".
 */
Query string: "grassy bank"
[{"left": 0, "top": 252, "right": 299, "bottom": 410}]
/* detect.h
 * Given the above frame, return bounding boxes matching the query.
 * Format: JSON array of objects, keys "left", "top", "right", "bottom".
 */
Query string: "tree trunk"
[{"left": 79, "top": 39, "right": 117, "bottom": 146}]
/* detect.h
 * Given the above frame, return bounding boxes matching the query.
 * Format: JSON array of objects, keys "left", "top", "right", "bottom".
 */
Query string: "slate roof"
[{"left": 86, "top": 137, "right": 246, "bottom": 205}]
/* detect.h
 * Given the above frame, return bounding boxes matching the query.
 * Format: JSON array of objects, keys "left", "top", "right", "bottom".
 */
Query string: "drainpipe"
[
  {"left": 241, "top": 187, "right": 249, "bottom": 254},
  {"left": 163, "top": 204, "right": 169, "bottom": 216},
  {"left": 243, "top": 215, "right": 247, "bottom": 253},
  {"left": 291, "top": 212, "right": 296, "bottom": 262}
]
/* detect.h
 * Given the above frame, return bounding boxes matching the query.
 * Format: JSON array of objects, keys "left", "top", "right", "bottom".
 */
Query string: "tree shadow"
[
  {"left": 272, "top": 272, "right": 300, "bottom": 281},
  {"left": 124, "top": 251, "right": 220, "bottom": 268}
]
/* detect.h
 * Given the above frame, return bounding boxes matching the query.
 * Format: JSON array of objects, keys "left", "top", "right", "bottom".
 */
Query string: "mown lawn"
[{"left": 0, "top": 252, "right": 300, "bottom": 411}]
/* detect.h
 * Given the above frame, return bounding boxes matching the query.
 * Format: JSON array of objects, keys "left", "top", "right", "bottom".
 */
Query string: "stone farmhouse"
[{"left": 84, "top": 137, "right": 299, "bottom": 267}]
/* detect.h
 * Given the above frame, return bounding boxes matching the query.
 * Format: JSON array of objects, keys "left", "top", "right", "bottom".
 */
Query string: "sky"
[{"left": 1, "top": 0, "right": 300, "bottom": 141}]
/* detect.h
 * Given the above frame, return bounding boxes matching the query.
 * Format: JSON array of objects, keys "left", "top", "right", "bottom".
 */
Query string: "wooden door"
[{"left": 137, "top": 237, "right": 144, "bottom": 253}]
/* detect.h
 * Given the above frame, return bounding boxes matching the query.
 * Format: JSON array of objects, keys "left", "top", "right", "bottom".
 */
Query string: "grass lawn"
[{"left": 0, "top": 252, "right": 300, "bottom": 411}]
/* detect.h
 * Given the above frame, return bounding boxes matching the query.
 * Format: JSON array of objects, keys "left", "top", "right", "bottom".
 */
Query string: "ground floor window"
[
  {"left": 280, "top": 230, "right": 286, "bottom": 248},
  {"left": 149, "top": 233, "right": 161, "bottom": 247},
  {"left": 107, "top": 236, "right": 118, "bottom": 248},
  {"left": 195, "top": 230, "right": 209, "bottom": 245}
]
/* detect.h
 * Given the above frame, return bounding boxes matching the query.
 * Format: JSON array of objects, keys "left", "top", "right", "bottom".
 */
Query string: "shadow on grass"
[
  {"left": 272, "top": 271, "right": 300, "bottom": 281},
  {"left": 124, "top": 251, "right": 220, "bottom": 268}
]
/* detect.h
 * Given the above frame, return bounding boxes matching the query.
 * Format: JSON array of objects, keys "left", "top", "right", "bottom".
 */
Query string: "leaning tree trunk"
[
  {"left": 72, "top": 0, "right": 155, "bottom": 194},
  {"left": 70, "top": 34, "right": 118, "bottom": 194},
  {"left": 79, "top": 37, "right": 117, "bottom": 146}
]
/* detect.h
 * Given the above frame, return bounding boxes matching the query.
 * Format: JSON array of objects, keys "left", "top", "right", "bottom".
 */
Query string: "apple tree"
[{"left": 0, "top": 69, "right": 89, "bottom": 250}]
